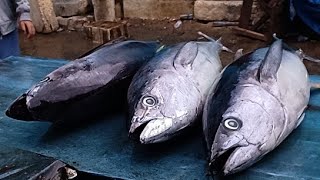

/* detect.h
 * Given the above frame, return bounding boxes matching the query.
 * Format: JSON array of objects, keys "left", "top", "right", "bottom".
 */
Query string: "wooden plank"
[
  {"left": 233, "top": 27, "right": 268, "bottom": 41},
  {"left": 239, "top": 0, "right": 254, "bottom": 28}
]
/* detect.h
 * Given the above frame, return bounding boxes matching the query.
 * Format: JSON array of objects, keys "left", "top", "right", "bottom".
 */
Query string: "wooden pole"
[{"left": 238, "top": 0, "right": 254, "bottom": 28}]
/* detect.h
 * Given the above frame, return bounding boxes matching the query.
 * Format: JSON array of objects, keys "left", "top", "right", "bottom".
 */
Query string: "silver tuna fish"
[
  {"left": 202, "top": 39, "right": 310, "bottom": 175},
  {"left": 6, "top": 40, "right": 160, "bottom": 123},
  {"left": 127, "top": 33, "right": 228, "bottom": 144}
]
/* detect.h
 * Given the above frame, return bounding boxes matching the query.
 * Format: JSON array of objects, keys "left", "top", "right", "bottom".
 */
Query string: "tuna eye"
[
  {"left": 223, "top": 119, "right": 241, "bottom": 130},
  {"left": 142, "top": 96, "right": 157, "bottom": 107}
]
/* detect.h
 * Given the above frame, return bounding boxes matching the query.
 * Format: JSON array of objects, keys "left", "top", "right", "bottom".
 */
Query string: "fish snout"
[
  {"left": 129, "top": 116, "right": 143, "bottom": 133},
  {"left": 128, "top": 116, "right": 152, "bottom": 141},
  {"left": 209, "top": 133, "right": 244, "bottom": 175},
  {"left": 139, "top": 118, "right": 173, "bottom": 144},
  {"left": 128, "top": 116, "right": 174, "bottom": 144},
  {"left": 223, "top": 145, "right": 260, "bottom": 175},
  {"left": 5, "top": 94, "right": 35, "bottom": 121},
  {"left": 209, "top": 135, "right": 261, "bottom": 175},
  {"left": 209, "top": 144, "right": 240, "bottom": 176}
]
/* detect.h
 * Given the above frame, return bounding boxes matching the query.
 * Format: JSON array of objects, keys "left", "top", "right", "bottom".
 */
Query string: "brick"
[
  {"left": 194, "top": 0, "right": 243, "bottom": 21},
  {"left": 84, "top": 21, "right": 128, "bottom": 44},
  {"left": 123, "top": 0, "right": 194, "bottom": 19}
]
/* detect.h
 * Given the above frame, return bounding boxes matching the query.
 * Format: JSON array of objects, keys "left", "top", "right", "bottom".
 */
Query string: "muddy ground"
[{"left": 20, "top": 19, "right": 320, "bottom": 74}]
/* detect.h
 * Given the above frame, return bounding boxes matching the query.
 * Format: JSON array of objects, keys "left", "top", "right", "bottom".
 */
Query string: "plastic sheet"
[{"left": 0, "top": 56, "right": 319, "bottom": 180}]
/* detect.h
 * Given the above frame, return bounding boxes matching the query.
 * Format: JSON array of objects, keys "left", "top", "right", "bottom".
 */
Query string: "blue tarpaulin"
[
  {"left": 0, "top": 56, "right": 319, "bottom": 179},
  {"left": 291, "top": 0, "right": 320, "bottom": 34}
]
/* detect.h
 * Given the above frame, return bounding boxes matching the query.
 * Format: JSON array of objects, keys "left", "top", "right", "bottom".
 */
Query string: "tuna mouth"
[
  {"left": 209, "top": 147, "right": 237, "bottom": 175},
  {"left": 128, "top": 117, "right": 173, "bottom": 144},
  {"left": 128, "top": 121, "right": 150, "bottom": 142},
  {"left": 5, "top": 94, "right": 35, "bottom": 121}
]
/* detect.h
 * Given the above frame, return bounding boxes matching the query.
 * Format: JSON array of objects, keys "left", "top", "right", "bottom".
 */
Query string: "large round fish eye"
[
  {"left": 142, "top": 96, "right": 157, "bottom": 107},
  {"left": 223, "top": 119, "right": 241, "bottom": 130}
]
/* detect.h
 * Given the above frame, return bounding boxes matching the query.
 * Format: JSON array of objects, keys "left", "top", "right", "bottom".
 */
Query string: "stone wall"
[
  {"left": 194, "top": 0, "right": 262, "bottom": 21},
  {"left": 53, "top": 0, "right": 91, "bottom": 17},
  {"left": 194, "top": 0, "right": 243, "bottom": 21},
  {"left": 123, "top": 0, "right": 194, "bottom": 19},
  {"left": 51, "top": 0, "right": 262, "bottom": 22},
  {"left": 122, "top": 0, "right": 261, "bottom": 21}
]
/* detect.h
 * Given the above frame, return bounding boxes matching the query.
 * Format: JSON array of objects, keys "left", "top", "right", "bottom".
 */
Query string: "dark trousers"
[{"left": 0, "top": 29, "right": 20, "bottom": 59}]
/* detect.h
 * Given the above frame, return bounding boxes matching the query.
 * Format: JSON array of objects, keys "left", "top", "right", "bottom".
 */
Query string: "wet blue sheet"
[{"left": 0, "top": 56, "right": 320, "bottom": 180}]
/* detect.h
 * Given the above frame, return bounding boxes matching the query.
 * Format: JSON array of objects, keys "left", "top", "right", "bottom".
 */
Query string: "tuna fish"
[
  {"left": 6, "top": 40, "right": 160, "bottom": 123},
  {"left": 202, "top": 39, "right": 310, "bottom": 175},
  {"left": 127, "top": 32, "right": 228, "bottom": 144}
]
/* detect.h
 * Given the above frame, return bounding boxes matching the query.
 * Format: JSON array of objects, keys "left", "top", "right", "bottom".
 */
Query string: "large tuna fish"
[
  {"left": 203, "top": 40, "right": 310, "bottom": 175},
  {"left": 6, "top": 40, "right": 160, "bottom": 123},
  {"left": 127, "top": 33, "right": 228, "bottom": 144}
]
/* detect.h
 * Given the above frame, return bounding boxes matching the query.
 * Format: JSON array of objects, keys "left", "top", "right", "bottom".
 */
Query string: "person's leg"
[
  {"left": 292, "top": 0, "right": 320, "bottom": 39},
  {"left": 0, "top": 29, "right": 20, "bottom": 59}
]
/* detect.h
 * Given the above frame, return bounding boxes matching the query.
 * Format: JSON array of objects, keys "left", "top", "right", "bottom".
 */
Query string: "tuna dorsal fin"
[
  {"left": 258, "top": 39, "right": 283, "bottom": 82},
  {"left": 174, "top": 42, "right": 198, "bottom": 68}
]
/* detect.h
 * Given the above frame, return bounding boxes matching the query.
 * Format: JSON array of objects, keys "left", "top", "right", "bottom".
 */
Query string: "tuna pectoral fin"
[
  {"left": 258, "top": 39, "right": 283, "bottom": 82},
  {"left": 5, "top": 94, "right": 35, "bottom": 121}
]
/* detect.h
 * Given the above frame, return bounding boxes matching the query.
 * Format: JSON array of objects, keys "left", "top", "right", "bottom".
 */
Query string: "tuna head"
[
  {"left": 128, "top": 38, "right": 225, "bottom": 144},
  {"left": 209, "top": 95, "right": 285, "bottom": 175},
  {"left": 208, "top": 40, "right": 288, "bottom": 175},
  {"left": 128, "top": 72, "right": 201, "bottom": 144}
]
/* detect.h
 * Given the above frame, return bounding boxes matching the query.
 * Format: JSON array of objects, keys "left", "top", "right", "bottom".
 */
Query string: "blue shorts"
[{"left": 0, "top": 29, "right": 20, "bottom": 59}]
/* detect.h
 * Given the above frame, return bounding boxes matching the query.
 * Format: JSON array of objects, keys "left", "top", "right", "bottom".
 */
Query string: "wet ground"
[{"left": 20, "top": 19, "right": 320, "bottom": 74}]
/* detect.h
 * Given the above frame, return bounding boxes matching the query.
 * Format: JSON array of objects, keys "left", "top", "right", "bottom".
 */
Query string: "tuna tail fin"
[
  {"left": 258, "top": 39, "right": 283, "bottom": 82},
  {"left": 197, "top": 31, "right": 233, "bottom": 53},
  {"left": 234, "top": 49, "right": 243, "bottom": 61},
  {"left": 273, "top": 33, "right": 320, "bottom": 63}
]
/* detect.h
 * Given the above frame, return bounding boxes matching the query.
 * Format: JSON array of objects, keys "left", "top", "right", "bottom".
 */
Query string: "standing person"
[
  {"left": 0, "top": 0, "right": 36, "bottom": 59},
  {"left": 289, "top": 0, "right": 320, "bottom": 40}
]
